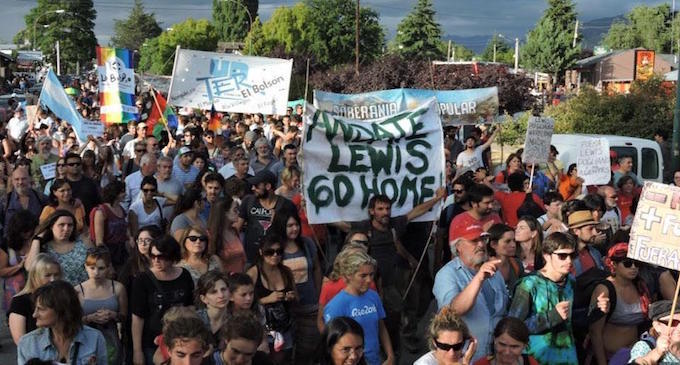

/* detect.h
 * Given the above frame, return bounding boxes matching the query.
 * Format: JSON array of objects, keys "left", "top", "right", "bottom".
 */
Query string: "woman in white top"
[{"left": 129, "top": 176, "right": 168, "bottom": 238}]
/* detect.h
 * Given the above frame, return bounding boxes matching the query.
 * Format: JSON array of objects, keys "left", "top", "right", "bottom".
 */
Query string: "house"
[{"left": 568, "top": 48, "right": 674, "bottom": 93}]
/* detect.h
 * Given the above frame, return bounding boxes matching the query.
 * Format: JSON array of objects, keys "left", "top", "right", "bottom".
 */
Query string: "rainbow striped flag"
[{"left": 96, "top": 46, "right": 138, "bottom": 124}]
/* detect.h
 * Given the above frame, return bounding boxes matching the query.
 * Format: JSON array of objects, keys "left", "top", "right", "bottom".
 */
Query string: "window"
[{"left": 641, "top": 148, "right": 659, "bottom": 180}]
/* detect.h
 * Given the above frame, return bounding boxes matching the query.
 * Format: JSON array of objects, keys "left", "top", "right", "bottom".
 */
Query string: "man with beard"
[
  {"left": 433, "top": 224, "right": 508, "bottom": 363},
  {"left": 199, "top": 172, "right": 224, "bottom": 222},
  {"left": 0, "top": 167, "right": 47, "bottom": 236},
  {"left": 598, "top": 185, "right": 622, "bottom": 234},
  {"left": 64, "top": 152, "right": 100, "bottom": 224},
  {"left": 334, "top": 188, "right": 447, "bottom": 358},
  {"left": 448, "top": 184, "right": 502, "bottom": 245},
  {"left": 568, "top": 210, "right": 605, "bottom": 277},
  {"left": 235, "top": 169, "right": 296, "bottom": 263}
]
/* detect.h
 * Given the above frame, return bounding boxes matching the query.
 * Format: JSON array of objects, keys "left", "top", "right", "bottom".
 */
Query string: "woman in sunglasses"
[
  {"left": 129, "top": 176, "right": 167, "bottom": 238},
  {"left": 473, "top": 317, "right": 537, "bottom": 365},
  {"left": 414, "top": 306, "right": 477, "bottom": 365},
  {"left": 589, "top": 243, "right": 650, "bottom": 365},
  {"left": 177, "top": 225, "right": 223, "bottom": 285},
  {"left": 246, "top": 234, "right": 297, "bottom": 364},
  {"left": 43, "top": 157, "right": 65, "bottom": 196},
  {"left": 629, "top": 300, "right": 680, "bottom": 364},
  {"left": 131, "top": 234, "right": 194, "bottom": 365}
]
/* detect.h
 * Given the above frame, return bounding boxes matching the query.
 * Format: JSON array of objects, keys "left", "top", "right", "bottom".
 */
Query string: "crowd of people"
[{"left": 0, "top": 71, "right": 678, "bottom": 365}]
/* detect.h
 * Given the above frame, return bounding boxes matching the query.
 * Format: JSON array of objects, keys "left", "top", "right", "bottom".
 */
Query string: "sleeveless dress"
[
  {"left": 47, "top": 239, "right": 88, "bottom": 285},
  {"left": 255, "top": 269, "right": 294, "bottom": 351},
  {"left": 80, "top": 281, "right": 122, "bottom": 365},
  {"left": 2, "top": 248, "right": 26, "bottom": 311}
]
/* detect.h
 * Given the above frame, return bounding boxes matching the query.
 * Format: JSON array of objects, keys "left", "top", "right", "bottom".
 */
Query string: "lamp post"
[
  {"left": 220, "top": 0, "right": 253, "bottom": 53},
  {"left": 33, "top": 9, "right": 65, "bottom": 51}
]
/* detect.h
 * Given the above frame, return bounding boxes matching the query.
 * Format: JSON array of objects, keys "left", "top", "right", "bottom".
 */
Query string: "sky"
[{"left": 0, "top": 0, "right": 673, "bottom": 48}]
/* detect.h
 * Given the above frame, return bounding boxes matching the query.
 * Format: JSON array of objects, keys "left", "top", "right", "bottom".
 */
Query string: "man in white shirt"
[
  {"left": 7, "top": 108, "right": 28, "bottom": 143},
  {"left": 123, "top": 153, "right": 157, "bottom": 209},
  {"left": 455, "top": 127, "right": 499, "bottom": 173},
  {"left": 219, "top": 146, "right": 254, "bottom": 179}
]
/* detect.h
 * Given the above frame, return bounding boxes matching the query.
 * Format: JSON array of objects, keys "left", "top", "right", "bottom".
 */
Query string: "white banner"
[
  {"left": 302, "top": 98, "right": 445, "bottom": 224},
  {"left": 577, "top": 138, "right": 611, "bottom": 185},
  {"left": 168, "top": 49, "right": 293, "bottom": 114},
  {"left": 523, "top": 117, "right": 554, "bottom": 164}
]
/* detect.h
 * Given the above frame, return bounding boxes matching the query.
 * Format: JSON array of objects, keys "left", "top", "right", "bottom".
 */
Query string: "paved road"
[{"left": 0, "top": 310, "right": 17, "bottom": 364}]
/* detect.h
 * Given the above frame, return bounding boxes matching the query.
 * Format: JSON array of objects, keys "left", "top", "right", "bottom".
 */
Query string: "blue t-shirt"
[{"left": 324, "top": 289, "right": 385, "bottom": 365}]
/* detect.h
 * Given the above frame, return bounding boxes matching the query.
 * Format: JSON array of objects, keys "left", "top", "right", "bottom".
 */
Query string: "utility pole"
[
  {"left": 514, "top": 37, "right": 519, "bottom": 71},
  {"left": 573, "top": 20, "right": 579, "bottom": 48},
  {"left": 492, "top": 32, "right": 497, "bottom": 63},
  {"left": 447, "top": 40, "right": 452, "bottom": 61},
  {"left": 355, "top": 0, "right": 360, "bottom": 75},
  {"left": 56, "top": 40, "right": 61, "bottom": 76}
]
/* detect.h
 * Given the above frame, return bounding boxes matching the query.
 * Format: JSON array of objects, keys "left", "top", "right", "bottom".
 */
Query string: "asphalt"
[{"left": 0, "top": 309, "right": 17, "bottom": 364}]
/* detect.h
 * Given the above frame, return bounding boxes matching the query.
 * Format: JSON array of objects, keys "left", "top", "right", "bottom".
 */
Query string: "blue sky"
[{"left": 0, "top": 0, "right": 672, "bottom": 48}]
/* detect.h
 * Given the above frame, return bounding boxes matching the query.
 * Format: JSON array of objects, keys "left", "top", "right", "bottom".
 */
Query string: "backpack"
[{"left": 572, "top": 267, "right": 617, "bottom": 330}]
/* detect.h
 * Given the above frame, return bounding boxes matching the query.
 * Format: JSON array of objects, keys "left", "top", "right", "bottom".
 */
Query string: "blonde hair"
[
  {"left": 336, "top": 250, "right": 376, "bottom": 280},
  {"left": 280, "top": 166, "right": 300, "bottom": 184},
  {"left": 428, "top": 307, "right": 470, "bottom": 351},
  {"left": 179, "top": 226, "right": 212, "bottom": 260},
  {"left": 329, "top": 243, "right": 369, "bottom": 280},
  {"left": 17, "top": 253, "right": 61, "bottom": 296}
]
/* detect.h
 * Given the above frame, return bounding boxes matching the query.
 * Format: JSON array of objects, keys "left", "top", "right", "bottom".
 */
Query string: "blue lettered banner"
[
  {"left": 302, "top": 98, "right": 445, "bottom": 224},
  {"left": 313, "top": 87, "right": 499, "bottom": 125},
  {"left": 168, "top": 48, "right": 293, "bottom": 114}
]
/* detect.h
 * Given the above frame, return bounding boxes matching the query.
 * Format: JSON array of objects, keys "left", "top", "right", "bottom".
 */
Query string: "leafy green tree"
[
  {"left": 602, "top": 4, "right": 680, "bottom": 53},
  {"left": 480, "top": 34, "right": 514, "bottom": 64},
  {"left": 244, "top": 4, "right": 328, "bottom": 64},
  {"left": 213, "top": 0, "right": 258, "bottom": 42},
  {"left": 305, "top": 0, "right": 385, "bottom": 67},
  {"left": 14, "top": 0, "right": 97, "bottom": 74},
  {"left": 110, "top": 0, "right": 162, "bottom": 51},
  {"left": 138, "top": 19, "right": 218, "bottom": 75},
  {"left": 393, "top": 0, "right": 444, "bottom": 60},
  {"left": 522, "top": 0, "right": 580, "bottom": 87}
]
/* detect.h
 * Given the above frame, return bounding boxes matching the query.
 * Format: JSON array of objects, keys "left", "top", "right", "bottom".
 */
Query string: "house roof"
[{"left": 575, "top": 49, "right": 677, "bottom": 69}]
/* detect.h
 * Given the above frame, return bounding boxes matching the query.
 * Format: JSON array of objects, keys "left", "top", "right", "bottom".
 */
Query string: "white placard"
[
  {"left": 40, "top": 162, "right": 57, "bottom": 180},
  {"left": 168, "top": 49, "right": 293, "bottom": 115},
  {"left": 523, "top": 117, "right": 555, "bottom": 164},
  {"left": 79, "top": 120, "right": 104, "bottom": 138},
  {"left": 577, "top": 138, "right": 611, "bottom": 185}
]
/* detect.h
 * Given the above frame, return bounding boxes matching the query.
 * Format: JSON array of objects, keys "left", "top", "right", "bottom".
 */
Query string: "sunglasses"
[
  {"left": 187, "top": 235, "right": 209, "bottom": 242},
  {"left": 66, "top": 162, "right": 81, "bottom": 167},
  {"left": 351, "top": 239, "right": 369, "bottom": 245},
  {"left": 135, "top": 149, "right": 146, "bottom": 153},
  {"left": 660, "top": 318, "right": 680, "bottom": 327},
  {"left": 149, "top": 253, "right": 168, "bottom": 261},
  {"left": 142, "top": 188, "right": 156, "bottom": 193},
  {"left": 452, "top": 189, "right": 464, "bottom": 194},
  {"left": 433, "top": 339, "right": 467, "bottom": 352},
  {"left": 263, "top": 248, "right": 283, "bottom": 256},
  {"left": 614, "top": 258, "right": 637, "bottom": 268},
  {"left": 57, "top": 164, "right": 65, "bottom": 167},
  {"left": 552, "top": 251, "right": 578, "bottom": 261}
]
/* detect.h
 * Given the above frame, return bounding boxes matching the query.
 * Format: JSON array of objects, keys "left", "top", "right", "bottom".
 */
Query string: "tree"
[
  {"left": 393, "top": 0, "right": 444, "bottom": 60},
  {"left": 480, "top": 34, "right": 514, "bottom": 64},
  {"left": 602, "top": 4, "right": 680, "bottom": 53},
  {"left": 14, "top": 0, "right": 97, "bottom": 74},
  {"left": 138, "top": 19, "right": 218, "bottom": 75},
  {"left": 305, "top": 0, "right": 385, "bottom": 67},
  {"left": 522, "top": 0, "right": 580, "bottom": 88},
  {"left": 213, "top": 0, "right": 258, "bottom": 42},
  {"left": 243, "top": 4, "right": 328, "bottom": 64},
  {"left": 110, "top": 0, "right": 162, "bottom": 51}
]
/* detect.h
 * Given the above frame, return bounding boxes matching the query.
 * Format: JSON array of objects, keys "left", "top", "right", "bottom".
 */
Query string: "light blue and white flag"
[{"left": 39, "top": 69, "right": 86, "bottom": 142}]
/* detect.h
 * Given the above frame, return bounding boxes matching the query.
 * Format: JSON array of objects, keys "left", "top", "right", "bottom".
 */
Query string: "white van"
[{"left": 550, "top": 134, "right": 664, "bottom": 183}]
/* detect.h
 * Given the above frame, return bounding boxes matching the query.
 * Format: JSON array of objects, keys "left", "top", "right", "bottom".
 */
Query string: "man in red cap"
[
  {"left": 433, "top": 223, "right": 508, "bottom": 363},
  {"left": 448, "top": 184, "right": 501, "bottom": 247}
]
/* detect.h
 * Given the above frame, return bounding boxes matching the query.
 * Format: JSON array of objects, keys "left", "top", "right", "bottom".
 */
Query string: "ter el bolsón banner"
[
  {"left": 313, "top": 87, "right": 499, "bottom": 125},
  {"left": 302, "top": 98, "right": 445, "bottom": 224},
  {"left": 168, "top": 48, "right": 293, "bottom": 115},
  {"left": 96, "top": 46, "right": 138, "bottom": 123}
]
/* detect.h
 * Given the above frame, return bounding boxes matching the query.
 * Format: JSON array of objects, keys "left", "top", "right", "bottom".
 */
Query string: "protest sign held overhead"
[
  {"left": 168, "top": 48, "right": 293, "bottom": 115},
  {"left": 577, "top": 138, "right": 611, "bottom": 185},
  {"left": 522, "top": 117, "right": 554, "bottom": 164},
  {"left": 629, "top": 182, "right": 680, "bottom": 271},
  {"left": 96, "top": 46, "right": 138, "bottom": 123},
  {"left": 313, "top": 87, "right": 498, "bottom": 125},
  {"left": 302, "top": 98, "right": 445, "bottom": 224}
]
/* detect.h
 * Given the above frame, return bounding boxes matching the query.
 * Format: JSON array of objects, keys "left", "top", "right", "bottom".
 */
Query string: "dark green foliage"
[
  {"left": 213, "top": 0, "right": 258, "bottom": 42},
  {"left": 394, "top": 0, "right": 444, "bottom": 60},
  {"left": 111, "top": 0, "right": 162, "bottom": 52},
  {"left": 602, "top": 4, "right": 680, "bottom": 53}
]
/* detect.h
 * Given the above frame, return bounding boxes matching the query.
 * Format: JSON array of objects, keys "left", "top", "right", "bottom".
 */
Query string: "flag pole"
[
  {"left": 149, "top": 87, "right": 172, "bottom": 137},
  {"left": 166, "top": 45, "right": 181, "bottom": 106},
  {"left": 303, "top": 58, "right": 310, "bottom": 114}
]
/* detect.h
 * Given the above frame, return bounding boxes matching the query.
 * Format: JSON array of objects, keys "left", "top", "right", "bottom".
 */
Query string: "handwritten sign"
[
  {"left": 629, "top": 182, "right": 680, "bottom": 270},
  {"left": 576, "top": 138, "right": 611, "bottom": 185},
  {"left": 523, "top": 117, "right": 554, "bottom": 164},
  {"left": 79, "top": 120, "right": 104, "bottom": 138},
  {"left": 40, "top": 162, "right": 56, "bottom": 180}
]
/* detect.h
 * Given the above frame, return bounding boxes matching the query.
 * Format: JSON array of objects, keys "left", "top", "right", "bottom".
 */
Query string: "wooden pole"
[
  {"left": 666, "top": 278, "right": 680, "bottom": 337},
  {"left": 355, "top": 0, "right": 360, "bottom": 75},
  {"left": 528, "top": 164, "right": 535, "bottom": 193},
  {"left": 147, "top": 84, "right": 172, "bottom": 137}
]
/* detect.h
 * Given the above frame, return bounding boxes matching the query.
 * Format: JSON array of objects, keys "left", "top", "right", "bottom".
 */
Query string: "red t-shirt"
[
  {"left": 494, "top": 191, "right": 545, "bottom": 228},
  {"left": 617, "top": 192, "right": 634, "bottom": 223},
  {"left": 318, "top": 278, "right": 377, "bottom": 306},
  {"left": 448, "top": 211, "right": 502, "bottom": 241}
]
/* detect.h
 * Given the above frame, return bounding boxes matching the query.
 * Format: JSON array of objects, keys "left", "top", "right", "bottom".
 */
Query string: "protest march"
[{"left": 4, "top": 1, "right": 680, "bottom": 365}]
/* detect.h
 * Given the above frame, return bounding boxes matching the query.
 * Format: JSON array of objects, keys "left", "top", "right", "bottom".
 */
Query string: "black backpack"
[{"left": 572, "top": 267, "right": 617, "bottom": 330}]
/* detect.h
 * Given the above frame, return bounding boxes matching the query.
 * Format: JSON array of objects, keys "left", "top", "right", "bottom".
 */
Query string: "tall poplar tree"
[
  {"left": 394, "top": 0, "right": 444, "bottom": 60},
  {"left": 212, "top": 0, "right": 258, "bottom": 42},
  {"left": 111, "top": 0, "right": 162, "bottom": 51}
]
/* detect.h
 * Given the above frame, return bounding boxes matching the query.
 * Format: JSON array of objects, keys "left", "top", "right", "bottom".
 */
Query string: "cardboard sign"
[
  {"left": 523, "top": 117, "right": 554, "bottom": 164},
  {"left": 80, "top": 120, "right": 104, "bottom": 138},
  {"left": 629, "top": 182, "right": 680, "bottom": 270},
  {"left": 577, "top": 138, "right": 611, "bottom": 185},
  {"left": 40, "top": 162, "right": 57, "bottom": 180}
]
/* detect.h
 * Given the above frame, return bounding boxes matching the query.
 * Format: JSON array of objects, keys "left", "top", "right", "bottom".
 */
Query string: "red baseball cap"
[{"left": 451, "top": 224, "right": 486, "bottom": 241}]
